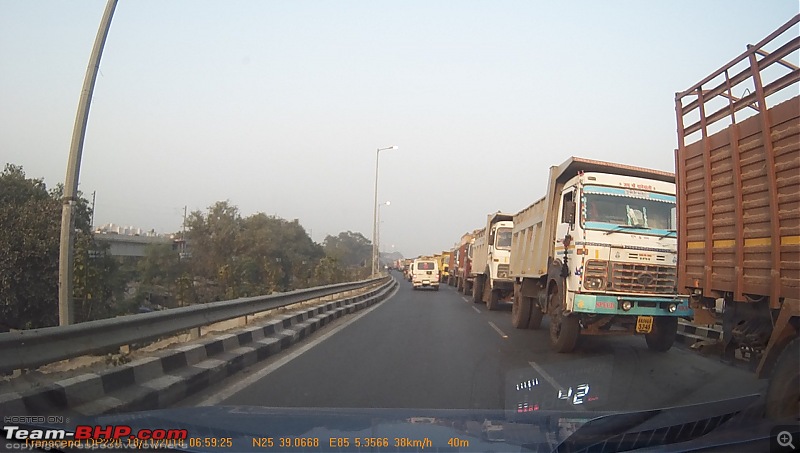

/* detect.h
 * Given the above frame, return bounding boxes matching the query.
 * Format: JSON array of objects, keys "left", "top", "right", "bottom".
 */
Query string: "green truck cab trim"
[{"left": 572, "top": 294, "right": 692, "bottom": 317}]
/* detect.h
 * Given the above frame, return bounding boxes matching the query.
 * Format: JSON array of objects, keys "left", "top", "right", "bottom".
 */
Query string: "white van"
[{"left": 412, "top": 258, "right": 439, "bottom": 290}]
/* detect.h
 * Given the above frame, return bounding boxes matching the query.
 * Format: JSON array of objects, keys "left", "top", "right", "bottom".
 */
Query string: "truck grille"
[
  {"left": 610, "top": 263, "right": 676, "bottom": 294},
  {"left": 585, "top": 260, "right": 608, "bottom": 277},
  {"left": 497, "top": 264, "right": 510, "bottom": 279}
]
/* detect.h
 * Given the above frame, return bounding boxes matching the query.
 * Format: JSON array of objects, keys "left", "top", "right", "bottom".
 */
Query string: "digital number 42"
[{"left": 558, "top": 384, "right": 590, "bottom": 405}]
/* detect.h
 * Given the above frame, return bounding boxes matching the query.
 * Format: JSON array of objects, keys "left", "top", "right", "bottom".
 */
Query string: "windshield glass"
[
  {"left": 2, "top": 2, "right": 794, "bottom": 449},
  {"left": 495, "top": 228, "right": 512, "bottom": 249},
  {"left": 583, "top": 187, "right": 676, "bottom": 232}
]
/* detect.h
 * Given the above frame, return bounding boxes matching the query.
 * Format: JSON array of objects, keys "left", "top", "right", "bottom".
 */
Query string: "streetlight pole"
[
  {"left": 377, "top": 201, "right": 390, "bottom": 268},
  {"left": 372, "top": 146, "right": 397, "bottom": 275},
  {"left": 59, "top": 0, "right": 118, "bottom": 326}
]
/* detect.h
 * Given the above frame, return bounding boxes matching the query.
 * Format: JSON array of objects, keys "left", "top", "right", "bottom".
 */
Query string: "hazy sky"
[{"left": 1, "top": 1, "right": 797, "bottom": 257}]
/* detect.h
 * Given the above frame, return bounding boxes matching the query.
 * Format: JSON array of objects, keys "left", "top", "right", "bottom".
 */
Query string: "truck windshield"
[
  {"left": 583, "top": 187, "right": 675, "bottom": 233},
  {"left": 495, "top": 228, "right": 512, "bottom": 249}
]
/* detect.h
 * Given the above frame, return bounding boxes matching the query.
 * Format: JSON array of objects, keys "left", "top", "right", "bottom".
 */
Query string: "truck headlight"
[
  {"left": 668, "top": 303, "right": 677, "bottom": 313},
  {"left": 584, "top": 277, "right": 604, "bottom": 290},
  {"left": 621, "top": 300, "right": 633, "bottom": 311}
]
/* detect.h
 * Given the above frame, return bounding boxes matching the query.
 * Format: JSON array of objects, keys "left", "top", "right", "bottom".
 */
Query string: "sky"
[{"left": 1, "top": 1, "right": 797, "bottom": 258}]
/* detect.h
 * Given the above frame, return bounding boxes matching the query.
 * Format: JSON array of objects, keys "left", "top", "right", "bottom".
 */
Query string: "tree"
[
  {"left": 323, "top": 231, "right": 372, "bottom": 267},
  {"left": 0, "top": 164, "right": 60, "bottom": 329},
  {"left": 0, "top": 164, "right": 125, "bottom": 329}
]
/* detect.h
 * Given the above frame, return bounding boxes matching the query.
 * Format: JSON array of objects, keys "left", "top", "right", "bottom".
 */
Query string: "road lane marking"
[
  {"left": 461, "top": 297, "right": 470, "bottom": 303},
  {"left": 195, "top": 285, "right": 399, "bottom": 407},
  {"left": 488, "top": 321, "right": 508, "bottom": 339},
  {"left": 472, "top": 306, "right": 481, "bottom": 313},
  {"left": 528, "top": 361, "right": 587, "bottom": 412}
]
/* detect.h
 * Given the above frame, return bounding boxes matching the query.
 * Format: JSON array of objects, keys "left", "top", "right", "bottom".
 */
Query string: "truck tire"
[
  {"left": 528, "top": 301, "right": 544, "bottom": 329},
  {"left": 511, "top": 291, "right": 531, "bottom": 329},
  {"left": 457, "top": 277, "right": 463, "bottom": 293},
  {"left": 645, "top": 317, "right": 678, "bottom": 352},
  {"left": 549, "top": 284, "right": 579, "bottom": 353},
  {"left": 765, "top": 336, "right": 800, "bottom": 421},
  {"left": 486, "top": 289, "right": 500, "bottom": 311},
  {"left": 472, "top": 275, "right": 484, "bottom": 304}
]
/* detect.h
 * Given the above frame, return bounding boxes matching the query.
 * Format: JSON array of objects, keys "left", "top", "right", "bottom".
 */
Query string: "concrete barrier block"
[
  {"left": 130, "top": 357, "right": 164, "bottom": 383},
  {"left": 55, "top": 373, "right": 104, "bottom": 407}
]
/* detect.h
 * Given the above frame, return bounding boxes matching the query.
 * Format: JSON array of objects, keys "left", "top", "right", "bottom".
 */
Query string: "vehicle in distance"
[
  {"left": 412, "top": 258, "right": 440, "bottom": 291},
  {"left": 509, "top": 156, "right": 691, "bottom": 353},
  {"left": 454, "top": 230, "right": 478, "bottom": 294},
  {"left": 471, "top": 213, "right": 514, "bottom": 310}
]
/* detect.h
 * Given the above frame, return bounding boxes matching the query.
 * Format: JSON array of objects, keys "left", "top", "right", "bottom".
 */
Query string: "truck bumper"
[
  {"left": 492, "top": 279, "right": 514, "bottom": 291},
  {"left": 571, "top": 294, "right": 692, "bottom": 317}
]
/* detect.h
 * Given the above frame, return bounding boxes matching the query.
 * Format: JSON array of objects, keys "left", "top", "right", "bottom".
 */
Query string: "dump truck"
[
  {"left": 509, "top": 157, "right": 691, "bottom": 353},
  {"left": 447, "top": 244, "right": 459, "bottom": 287},
  {"left": 439, "top": 251, "right": 452, "bottom": 284},
  {"left": 471, "top": 213, "right": 515, "bottom": 310},
  {"left": 453, "top": 231, "right": 477, "bottom": 293},
  {"left": 674, "top": 15, "right": 799, "bottom": 420}
]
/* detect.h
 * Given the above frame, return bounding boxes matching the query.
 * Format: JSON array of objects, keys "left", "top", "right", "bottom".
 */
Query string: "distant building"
[
  {"left": 95, "top": 223, "right": 173, "bottom": 238},
  {"left": 93, "top": 223, "right": 179, "bottom": 257}
]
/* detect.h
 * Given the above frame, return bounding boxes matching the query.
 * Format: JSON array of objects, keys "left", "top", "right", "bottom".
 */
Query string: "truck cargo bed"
[{"left": 675, "top": 14, "right": 800, "bottom": 306}]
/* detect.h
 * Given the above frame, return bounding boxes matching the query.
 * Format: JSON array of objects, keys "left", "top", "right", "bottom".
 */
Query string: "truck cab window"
[
  {"left": 495, "top": 228, "right": 512, "bottom": 249},
  {"left": 561, "top": 191, "right": 575, "bottom": 224}
]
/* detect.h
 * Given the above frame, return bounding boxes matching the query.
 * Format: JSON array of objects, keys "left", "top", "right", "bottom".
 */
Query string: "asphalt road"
[{"left": 183, "top": 273, "right": 765, "bottom": 413}]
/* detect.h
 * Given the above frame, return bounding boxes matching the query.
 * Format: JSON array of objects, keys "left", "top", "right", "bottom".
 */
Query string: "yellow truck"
[{"left": 438, "top": 251, "right": 451, "bottom": 284}]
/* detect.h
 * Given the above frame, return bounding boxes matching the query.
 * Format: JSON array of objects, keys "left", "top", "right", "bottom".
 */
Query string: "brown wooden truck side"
[{"left": 674, "top": 14, "right": 799, "bottom": 419}]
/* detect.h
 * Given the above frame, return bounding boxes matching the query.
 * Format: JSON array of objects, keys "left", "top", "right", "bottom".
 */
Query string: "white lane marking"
[
  {"left": 528, "top": 361, "right": 587, "bottom": 412},
  {"left": 471, "top": 306, "right": 481, "bottom": 313},
  {"left": 461, "top": 297, "right": 469, "bottom": 302},
  {"left": 196, "top": 285, "right": 399, "bottom": 406},
  {"left": 488, "top": 321, "right": 508, "bottom": 339}
]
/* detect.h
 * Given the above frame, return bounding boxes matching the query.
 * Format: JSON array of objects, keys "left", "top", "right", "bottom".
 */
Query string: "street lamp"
[
  {"left": 377, "top": 201, "right": 390, "bottom": 265},
  {"left": 372, "top": 146, "right": 397, "bottom": 275}
]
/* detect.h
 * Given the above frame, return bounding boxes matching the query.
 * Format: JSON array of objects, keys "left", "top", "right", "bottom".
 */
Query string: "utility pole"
[
  {"left": 90, "top": 190, "right": 96, "bottom": 231},
  {"left": 181, "top": 205, "right": 188, "bottom": 259},
  {"left": 58, "top": 0, "right": 118, "bottom": 326}
]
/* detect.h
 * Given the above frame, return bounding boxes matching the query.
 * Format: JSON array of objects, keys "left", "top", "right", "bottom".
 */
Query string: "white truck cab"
[{"left": 471, "top": 213, "right": 514, "bottom": 310}]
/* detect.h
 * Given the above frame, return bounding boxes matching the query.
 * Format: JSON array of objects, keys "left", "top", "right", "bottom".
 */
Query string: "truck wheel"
[
  {"left": 645, "top": 317, "right": 678, "bottom": 352},
  {"left": 549, "top": 285, "right": 579, "bottom": 353},
  {"left": 528, "top": 302, "right": 544, "bottom": 330},
  {"left": 434, "top": 285, "right": 440, "bottom": 291},
  {"left": 511, "top": 292, "right": 531, "bottom": 329},
  {"left": 765, "top": 336, "right": 800, "bottom": 421},
  {"left": 472, "top": 275, "right": 484, "bottom": 304},
  {"left": 457, "top": 278, "right": 463, "bottom": 293},
  {"left": 486, "top": 289, "right": 500, "bottom": 311}
]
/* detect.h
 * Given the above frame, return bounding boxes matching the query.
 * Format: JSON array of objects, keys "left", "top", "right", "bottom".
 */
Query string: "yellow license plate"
[{"left": 636, "top": 316, "right": 654, "bottom": 333}]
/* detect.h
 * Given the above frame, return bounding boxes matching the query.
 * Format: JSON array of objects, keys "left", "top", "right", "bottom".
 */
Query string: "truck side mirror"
[
  {"left": 488, "top": 232, "right": 495, "bottom": 246},
  {"left": 562, "top": 200, "right": 576, "bottom": 224}
]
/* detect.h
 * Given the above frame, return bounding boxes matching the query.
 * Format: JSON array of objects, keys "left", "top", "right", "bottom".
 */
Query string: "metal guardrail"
[{"left": 0, "top": 276, "right": 389, "bottom": 373}]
